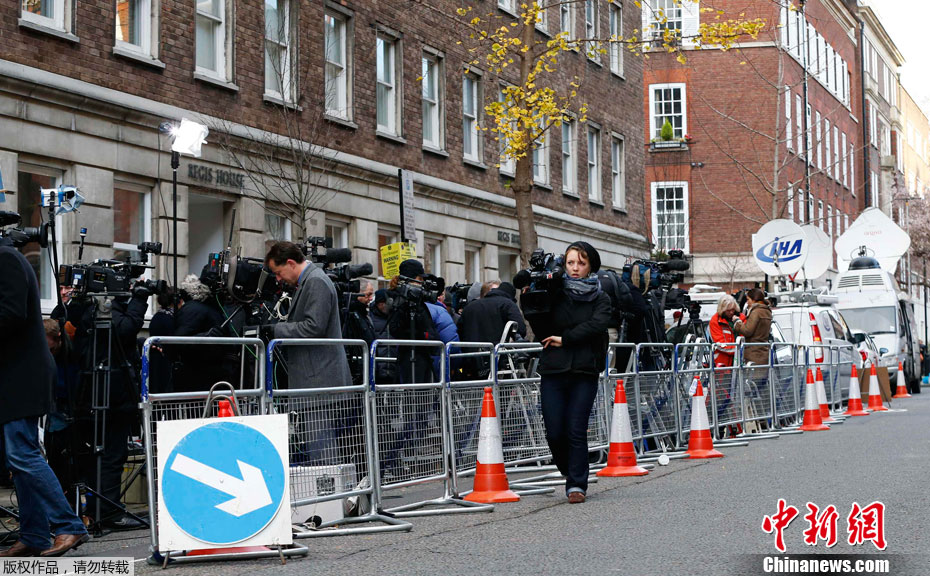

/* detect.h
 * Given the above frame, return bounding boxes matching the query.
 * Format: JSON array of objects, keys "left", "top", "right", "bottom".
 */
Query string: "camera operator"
[
  {"left": 0, "top": 238, "right": 88, "bottom": 557},
  {"left": 264, "top": 241, "right": 351, "bottom": 388},
  {"left": 371, "top": 289, "right": 391, "bottom": 339},
  {"left": 521, "top": 241, "right": 610, "bottom": 505},
  {"left": 423, "top": 274, "right": 460, "bottom": 380},
  {"left": 171, "top": 274, "right": 227, "bottom": 393},
  {"left": 458, "top": 281, "right": 525, "bottom": 378},
  {"left": 387, "top": 259, "right": 439, "bottom": 384},
  {"left": 342, "top": 279, "right": 377, "bottom": 345}
]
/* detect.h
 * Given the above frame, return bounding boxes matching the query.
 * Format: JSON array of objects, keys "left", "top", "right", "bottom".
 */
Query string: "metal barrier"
[
  {"left": 139, "top": 337, "right": 308, "bottom": 564},
  {"left": 266, "top": 338, "right": 411, "bottom": 537},
  {"left": 370, "top": 339, "right": 490, "bottom": 516},
  {"left": 710, "top": 339, "right": 743, "bottom": 440},
  {"left": 737, "top": 342, "right": 778, "bottom": 437},
  {"left": 674, "top": 342, "right": 713, "bottom": 448},
  {"left": 446, "top": 342, "right": 496, "bottom": 477},
  {"left": 772, "top": 342, "right": 802, "bottom": 430},
  {"left": 604, "top": 343, "right": 639, "bottom": 445},
  {"left": 634, "top": 343, "right": 678, "bottom": 453}
]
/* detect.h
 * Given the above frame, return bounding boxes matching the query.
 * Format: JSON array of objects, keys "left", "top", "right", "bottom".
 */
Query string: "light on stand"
[{"left": 160, "top": 118, "right": 209, "bottom": 312}]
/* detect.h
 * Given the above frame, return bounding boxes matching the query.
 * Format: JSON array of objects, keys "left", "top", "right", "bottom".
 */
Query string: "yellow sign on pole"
[{"left": 379, "top": 242, "right": 418, "bottom": 279}]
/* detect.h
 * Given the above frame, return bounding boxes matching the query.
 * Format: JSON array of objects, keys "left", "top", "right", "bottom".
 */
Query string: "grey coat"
[{"left": 273, "top": 261, "right": 351, "bottom": 388}]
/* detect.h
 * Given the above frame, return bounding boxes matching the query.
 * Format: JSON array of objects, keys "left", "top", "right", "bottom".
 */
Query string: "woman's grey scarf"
[{"left": 563, "top": 275, "right": 601, "bottom": 302}]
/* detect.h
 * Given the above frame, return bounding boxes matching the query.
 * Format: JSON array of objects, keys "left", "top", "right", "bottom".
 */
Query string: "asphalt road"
[{"left": 63, "top": 392, "right": 930, "bottom": 575}]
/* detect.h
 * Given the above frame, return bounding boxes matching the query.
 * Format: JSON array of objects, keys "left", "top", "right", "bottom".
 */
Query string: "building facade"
[
  {"left": 641, "top": 0, "right": 862, "bottom": 289},
  {"left": 1, "top": 0, "right": 648, "bottom": 314}
]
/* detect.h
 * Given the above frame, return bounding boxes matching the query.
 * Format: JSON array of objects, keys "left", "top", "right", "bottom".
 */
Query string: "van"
[
  {"left": 833, "top": 257, "right": 921, "bottom": 392},
  {"left": 769, "top": 291, "right": 855, "bottom": 371}
]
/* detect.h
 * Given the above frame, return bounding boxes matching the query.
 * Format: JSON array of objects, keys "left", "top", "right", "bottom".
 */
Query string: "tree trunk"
[{"left": 514, "top": 155, "right": 538, "bottom": 268}]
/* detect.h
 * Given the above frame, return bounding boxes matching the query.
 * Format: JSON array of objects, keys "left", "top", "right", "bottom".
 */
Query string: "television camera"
[
  {"left": 302, "top": 236, "right": 373, "bottom": 298},
  {"left": 59, "top": 240, "right": 166, "bottom": 298},
  {"left": 513, "top": 248, "right": 565, "bottom": 319},
  {"left": 446, "top": 282, "right": 472, "bottom": 314},
  {"left": 0, "top": 211, "right": 49, "bottom": 248}
]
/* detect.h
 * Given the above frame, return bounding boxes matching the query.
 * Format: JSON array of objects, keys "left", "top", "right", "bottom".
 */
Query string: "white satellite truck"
[{"left": 832, "top": 208, "right": 921, "bottom": 392}]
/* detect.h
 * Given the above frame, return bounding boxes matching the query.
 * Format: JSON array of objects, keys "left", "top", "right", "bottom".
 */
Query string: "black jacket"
[
  {"left": 0, "top": 244, "right": 55, "bottom": 425},
  {"left": 527, "top": 284, "right": 611, "bottom": 376},
  {"left": 172, "top": 299, "right": 226, "bottom": 393},
  {"left": 457, "top": 288, "right": 526, "bottom": 344}
]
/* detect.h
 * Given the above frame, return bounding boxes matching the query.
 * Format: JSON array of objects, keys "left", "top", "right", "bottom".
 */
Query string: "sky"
[{"left": 868, "top": 0, "right": 930, "bottom": 115}]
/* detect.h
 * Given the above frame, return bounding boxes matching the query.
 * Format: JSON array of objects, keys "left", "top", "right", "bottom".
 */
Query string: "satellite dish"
[
  {"left": 835, "top": 208, "right": 910, "bottom": 273},
  {"left": 752, "top": 219, "right": 809, "bottom": 277},
  {"left": 799, "top": 224, "right": 832, "bottom": 281}
]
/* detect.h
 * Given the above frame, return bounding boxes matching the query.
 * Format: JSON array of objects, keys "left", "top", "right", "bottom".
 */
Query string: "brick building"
[
  {"left": 641, "top": 0, "right": 863, "bottom": 289},
  {"left": 1, "top": 0, "right": 648, "bottom": 313}
]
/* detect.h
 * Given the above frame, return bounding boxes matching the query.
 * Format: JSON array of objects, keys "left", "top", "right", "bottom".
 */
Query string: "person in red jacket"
[{"left": 710, "top": 295, "right": 742, "bottom": 367}]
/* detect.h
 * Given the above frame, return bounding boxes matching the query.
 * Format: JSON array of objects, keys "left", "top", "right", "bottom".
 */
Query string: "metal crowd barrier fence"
[
  {"left": 772, "top": 342, "right": 802, "bottom": 431},
  {"left": 736, "top": 342, "right": 778, "bottom": 438},
  {"left": 710, "top": 340, "right": 743, "bottom": 441},
  {"left": 138, "top": 337, "right": 310, "bottom": 564},
  {"left": 265, "top": 338, "right": 411, "bottom": 537},
  {"left": 604, "top": 343, "right": 639, "bottom": 445},
  {"left": 446, "top": 341, "right": 496, "bottom": 479},
  {"left": 634, "top": 343, "right": 678, "bottom": 453},
  {"left": 674, "top": 342, "right": 713, "bottom": 447},
  {"left": 370, "top": 339, "right": 491, "bottom": 517}
]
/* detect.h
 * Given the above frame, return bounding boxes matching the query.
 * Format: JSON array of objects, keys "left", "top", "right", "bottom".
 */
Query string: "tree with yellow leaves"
[{"left": 457, "top": 0, "right": 764, "bottom": 265}]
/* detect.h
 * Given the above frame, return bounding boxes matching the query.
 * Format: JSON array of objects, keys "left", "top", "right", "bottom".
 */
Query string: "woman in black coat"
[{"left": 528, "top": 241, "right": 611, "bottom": 504}]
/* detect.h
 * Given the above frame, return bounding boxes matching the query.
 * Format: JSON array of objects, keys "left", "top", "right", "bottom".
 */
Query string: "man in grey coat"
[{"left": 265, "top": 241, "right": 351, "bottom": 389}]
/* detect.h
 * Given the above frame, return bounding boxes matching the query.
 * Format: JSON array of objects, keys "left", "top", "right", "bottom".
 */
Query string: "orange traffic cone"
[
  {"left": 814, "top": 367, "right": 836, "bottom": 423},
  {"left": 866, "top": 364, "right": 888, "bottom": 412},
  {"left": 893, "top": 362, "right": 912, "bottom": 398},
  {"left": 800, "top": 368, "right": 830, "bottom": 431},
  {"left": 686, "top": 377, "right": 723, "bottom": 459},
  {"left": 464, "top": 387, "right": 520, "bottom": 503},
  {"left": 598, "top": 380, "right": 648, "bottom": 477},
  {"left": 844, "top": 364, "right": 869, "bottom": 417}
]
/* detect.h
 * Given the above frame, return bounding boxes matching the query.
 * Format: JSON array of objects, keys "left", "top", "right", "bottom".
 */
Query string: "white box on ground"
[{"left": 289, "top": 464, "right": 357, "bottom": 526}]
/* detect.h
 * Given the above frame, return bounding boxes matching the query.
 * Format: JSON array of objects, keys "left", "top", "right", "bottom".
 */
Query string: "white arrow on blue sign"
[{"left": 161, "top": 420, "right": 286, "bottom": 545}]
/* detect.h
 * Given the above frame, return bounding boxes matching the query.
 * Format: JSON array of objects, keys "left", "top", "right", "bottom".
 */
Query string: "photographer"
[
  {"left": 264, "top": 241, "right": 351, "bottom": 388},
  {"left": 342, "top": 279, "right": 377, "bottom": 345},
  {"left": 523, "top": 241, "right": 611, "bottom": 505},
  {"left": 387, "top": 259, "right": 439, "bottom": 384},
  {"left": 0, "top": 239, "right": 88, "bottom": 557},
  {"left": 171, "top": 274, "right": 227, "bottom": 393}
]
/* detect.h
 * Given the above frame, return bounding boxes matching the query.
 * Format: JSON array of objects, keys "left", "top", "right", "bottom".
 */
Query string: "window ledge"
[
  {"left": 589, "top": 198, "right": 605, "bottom": 207},
  {"left": 18, "top": 18, "right": 79, "bottom": 44},
  {"left": 194, "top": 71, "right": 239, "bottom": 92},
  {"left": 497, "top": 6, "right": 518, "bottom": 18},
  {"left": 535, "top": 26, "right": 552, "bottom": 38},
  {"left": 563, "top": 189, "right": 580, "bottom": 199},
  {"left": 113, "top": 45, "right": 166, "bottom": 70},
  {"left": 587, "top": 56, "right": 603, "bottom": 68},
  {"left": 423, "top": 145, "right": 449, "bottom": 158},
  {"left": 611, "top": 70, "right": 626, "bottom": 81},
  {"left": 612, "top": 205, "right": 628, "bottom": 214},
  {"left": 499, "top": 169, "right": 515, "bottom": 179},
  {"left": 533, "top": 182, "right": 553, "bottom": 191},
  {"left": 649, "top": 141, "right": 689, "bottom": 152},
  {"left": 263, "top": 94, "right": 301, "bottom": 111},
  {"left": 324, "top": 113, "right": 358, "bottom": 129},
  {"left": 376, "top": 130, "right": 406, "bottom": 145},
  {"left": 463, "top": 157, "right": 487, "bottom": 170}
]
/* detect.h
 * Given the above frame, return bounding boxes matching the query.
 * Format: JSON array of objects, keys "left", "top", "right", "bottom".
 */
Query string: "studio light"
[{"left": 170, "top": 118, "right": 209, "bottom": 158}]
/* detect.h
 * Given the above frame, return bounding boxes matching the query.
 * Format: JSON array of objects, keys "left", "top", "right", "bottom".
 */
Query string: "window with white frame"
[
  {"left": 325, "top": 10, "right": 351, "bottom": 118},
  {"left": 796, "top": 94, "right": 803, "bottom": 154},
  {"left": 868, "top": 102, "right": 877, "bottom": 147},
  {"left": 532, "top": 117, "right": 549, "bottom": 186},
  {"left": 560, "top": 1, "right": 575, "bottom": 41},
  {"left": 785, "top": 90, "right": 793, "bottom": 151},
  {"left": 465, "top": 246, "right": 480, "bottom": 283},
  {"left": 112, "top": 187, "right": 152, "bottom": 263},
  {"left": 651, "top": 182, "right": 688, "bottom": 251},
  {"left": 376, "top": 33, "right": 401, "bottom": 136},
  {"left": 265, "top": 0, "right": 295, "bottom": 102},
  {"left": 498, "top": 86, "right": 515, "bottom": 175},
  {"left": 611, "top": 135, "right": 625, "bottom": 211},
  {"left": 264, "top": 212, "right": 292, "bottom": 253},
  {"left": 424, "top": 238, "right": 442, "bottom": 276},
  {"left": 815, "top": 112, "right": 822, "bottom": 169},
  {"left": 880, "top": 119, "right": 891, "bottom": 158},
  {"left": 463, "top": 71, "right": 482, "bottom": 162},
  {"left": 650, "top": 0, "right": 682, "bottom": 37},
  {"left": 842, "top": 132, "right": 848, "bottom": 187},
  {"left": 798, "top": 189, "right": 806, "bottom": 223},
  {"left": 871, "top": 172, "right": 879, "bottom": 208},
  {"left": 195, "top": 0, "right": 228, "bottom": 77},
  {"left": 326, "top": 220, "right": 349, "bottom": 249},
  {"left": 535, "top": 0, "right": 547, "bottom": 31},
  {"left": 787, "top": 187, "right": 794, "bottom": 221},
  {"left": 117, "top": 0, "right": 154, "bottom": 56},
  {"left": 650, "top": 83, "right": 686, "bottom": 140},
  {"left": 827, "top": 205, "right": 833, "bottom": 238},
  {"left": 587, "top": 126, "right": 601, "bottom": 203},
  {"left": 818, "top": 200, "right": 824, "bottom": 231},
  {"left": 497, "top": 251, "right": 519, "bottom": 283},
  {"left": 806, "top": 104, "right": 812, "bottom": 164},
  {"left": 21, "top": 0, "right": 71, "bottom": 32},
  {"left": 844, "top": 213, "right": 849, "bottom": 232},
  {"left": 609, "top": 2, "right": 623, "bottom": 76},
  {"left": 422, "top": 51, "right": 445, "bottom": 150},
  {"left": 836, "top": 210, "right": 841, "bottom": 237},
  {"left": 16, "top": 167, "right": 64, "bottom": 309},
  {"left": 833, "top": 125, "right": 840, "bottom": 180},
  {"left": 562, "top": 119, "right": 576, "bottom": 194},
  {"left": 585, "top": 0, "right": 599, "bottom": 61},
  {"left": 850, "top": 146, "right": 855, "bottom": 194},
  {"left": 498, "top": 0, "right": 514, "bottom": 12},
  {"left": 824, "top": 118, "right": 831, "bottom": 177},
  {"left": 807, "top": 193, "right": 814, "bottom": 224}
]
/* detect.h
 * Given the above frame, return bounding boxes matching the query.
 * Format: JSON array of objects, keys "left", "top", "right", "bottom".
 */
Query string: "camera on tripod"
[
  {"left": 394, "top": 275, "right": 439, "bottom": 307},
  {"left": 301, "top": 236, "right": 373, "bottom": 298},
  {"left": 0, "top": 210, "right": 50, "bottom": 248},
  {"left": 513, "top": 248, "right": 565, "bottom": 318},
  {"left": 446, "top": 282, "right": 472, "bottom": 314},
  {"left": 59, "top": 241, "right": 165, "bottom": 297}
]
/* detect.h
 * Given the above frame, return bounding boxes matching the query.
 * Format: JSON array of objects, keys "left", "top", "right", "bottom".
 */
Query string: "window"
[
  {"left": 424, "top": 238, "right": 442, "bottom": 276},
  {"left": 465, "top": 246, "right": 480, "bottom": 283},
  {"left": 265, "top": 0, "right": 294, "bottom": 102},
  {"left": 264, "top": 212, "right": 292, "bottom": 253},
  {"left": 818, "top": 200, "right": 824, "bottom": 231},
  {"left": 21, "top": 0, "right": 70, "bottom": 32},
  {"left": 795, "top": 94, "right": 803, "bottom": 154},
  {"left": 850, "top": 146, "right": 855, "bottom": 194},
  {"left": 609, "top": 2, "right": 623, "bottom": 76},
  {"left": 497, "top": 251, "right": 519, "bottom": 283},
  {"left": 798, "top": 189, "right": 806, "bottom": 223},
  {"left": 376, "top": 34, "right": 401, "bottom": 136},
  {"left": 587, "top": 126, "right": 601, "bottom": 203},
  {"left": 871, "top": 172, "right": 879, "bottom": 208},
  {"left": 649, "top": 83, "right": 686, "bottom": 140},
  {"left": 498, "top": 0, "right": 514, "bottom": 12},
  {"left": 827, "top": 205, "right": 833, "bottom": 238},
  {"left": 824, "top": 118, "right": 831, "bottom": 177},
  {"left": 815, "top": 112, "right": 822, "bottom": 169},
  {"left": 16, "top": 168, "right": 63, "bottom": 308},
  {"left": 785, "top": 90, "right": 793, "bottom": 151},
  {"left": 880, "top": 119, "right": 891, "bottom": 158},
  {"left": 113, "top": 187, "right": 152, "bottom": 261},
  {"left": 833, "top": 125, "right": 840, "bottom": 180},
  {"left": 651, "top": 181, "right": 688, "bottom": 251},
  {"left": 560, "top": 1, "right": 575, "bottom": 40},
  {"left": 562, "top": 120, "right": 576, "bottom": 194},
  {"left": 195, "top": 0, "right": 228, "bottom": 78},
  {"left": 325, "top": 221, "right": 348, "bottom": 249},
  {"left": 117, "top": 0, "right": 153, "bottom": 56},
  {"left": 836, "top": 211, "right": 842, "bottom": 237},
  {"left": 498, "top": 86, "right": 515, "bottom": 175},
  {"left": 868, "top": 102, "right": 877, "bottom": 147},
  {"left": 422, "top": 51, "right": 445, "bottom": 150},
  {"left": 611, "top": 135, "right": 625, "bottom": 211},
  {"left": 787, "top": 187, "right": 794, "bottom": 221},
  {"left": 463, "top": 71, "right": 481, "bottom": 162},
  {"left": 325, "top": 10, "right": 351, "bottom": 118},
  {"left": 807, "top": 194, "right": 814, "bottom": 224},
  {"left": 650, "top": 0, "right": 682, "bottom": 38},
  {"left": 585, "top": 0, "right": 599, "bottom": 61},
  {"left": 535, "top": 0, "right": 547, "bottom": 32},
  {"left": 532, "top": 117, "right": 549, "bottom": 186},
  {"left": 842, "top": 132, "right": 848, "bottom": 187},
  {"left": 805, "top": 104, "right": 812, "bottom": 163},
  {"left": 844, "top": 214, "right": 849, "bottom": 231},
  {"left": 377, "top": 230, "right": 398, "bottom": 281}
]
